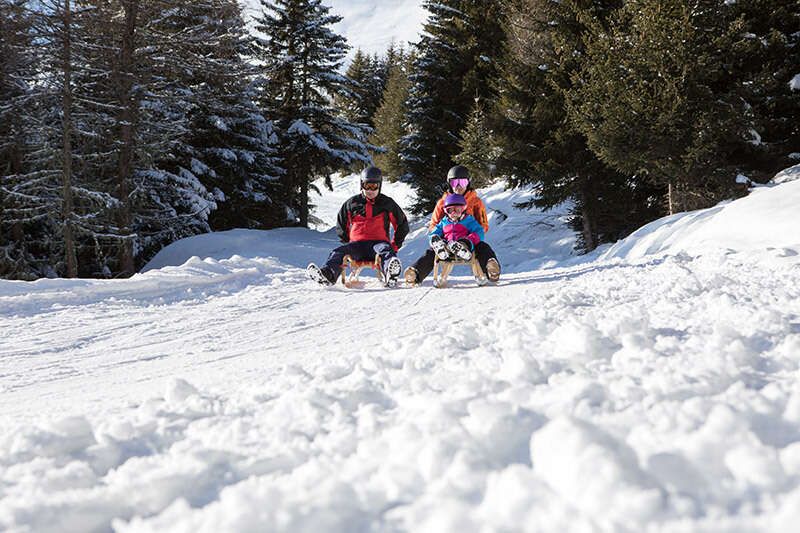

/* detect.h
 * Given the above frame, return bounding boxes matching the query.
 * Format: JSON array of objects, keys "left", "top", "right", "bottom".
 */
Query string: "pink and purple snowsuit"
[{"left": 428, "top": 214, "right": 485, "bottom": 249}]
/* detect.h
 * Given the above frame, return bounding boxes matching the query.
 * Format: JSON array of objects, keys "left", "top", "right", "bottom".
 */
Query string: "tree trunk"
[
  {"left": 115, "top": 0, "right": 139, "bottom": 277},
  {"left": 581, "top": 206, "right": 597, "bottom": 252},
  {"left": 299, "top": 178, "right": 309, "bottom": 227},
  {"left": 61, "top": 0, "right": 78, "bottom": 278},
  {"left": 11, "top": 222, "right": 23, "bottom": 242},
  {"left": 580, "top": 181, "right": 598, "bottom": 252},
  {"left": 667, "top": 181, "right": 675, "bottom": 215},
  {"left": 298, "top": 52, "right": 311, "bottom": 227}
]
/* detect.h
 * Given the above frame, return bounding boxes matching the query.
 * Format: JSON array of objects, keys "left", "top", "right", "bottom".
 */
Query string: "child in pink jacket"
[{"left": 428, "top": 193, "right": 484, "bottom": 261}]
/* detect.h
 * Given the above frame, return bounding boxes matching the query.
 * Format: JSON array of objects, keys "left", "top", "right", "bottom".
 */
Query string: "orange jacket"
[{"left": 428, "top": 189, "right": 489, "bottom": 233}]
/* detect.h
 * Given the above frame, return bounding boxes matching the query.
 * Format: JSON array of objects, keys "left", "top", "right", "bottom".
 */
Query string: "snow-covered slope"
[
  {"left": 772, "top": 162, "right": 800, "bottom": 184},
  {"left": 602, "top": 179, "right": 800, "bottom": 261},
  {"left": 2, "top": 175, "right": 800, "bottom": 532}
]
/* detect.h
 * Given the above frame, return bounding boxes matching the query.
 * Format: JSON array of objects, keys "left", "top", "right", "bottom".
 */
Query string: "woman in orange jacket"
[{"left": 404, "top": 165, "right": 501, "bottom": 285}]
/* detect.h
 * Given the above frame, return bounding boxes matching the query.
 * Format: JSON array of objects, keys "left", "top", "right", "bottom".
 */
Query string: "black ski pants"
[
  {"left": 410, "top": 241, "right": 498, "bottom": 282},
  {"left": 323, "top": 240, "right": 396, "bottom": 278}
]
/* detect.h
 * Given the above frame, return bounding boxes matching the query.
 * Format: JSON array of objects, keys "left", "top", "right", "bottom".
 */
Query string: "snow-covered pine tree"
[
  {"left": 334, "top": 49, "right": 389, "bottom": 131},
  {"left": 44, "top": 0, "right": 217, "bottom": 276},
  {"left": 724, "top": 0, "right": 800, "bottom": 178},
  {"left": 101, "top": 0, "right": 223, "bottom": 271},
  {"left": 380, "top": 41, "right": 406, "bottom": 90},
  {"left": 364, "top": 52, "right": 388, "bottom": 126},
  {"left": 0, "top": 0, "right": 32, "bottom": 181},
  {"left": 0, "top": 0, "right": 125, "bottom": 278},
  {"left": 252, "top": 0, "right": 373, "bottom": 227},
  {"left": 0, "top": 0, "right": 50, "bottom": 278},
  {"left": 67, "top": 0, "right": 148, "bottom": 277},
  {"left": 143, "top": 0, "right": 283, "bottom": 232},
  {"left": 399, "top": 0, "right": 505, "bottom": 213}
]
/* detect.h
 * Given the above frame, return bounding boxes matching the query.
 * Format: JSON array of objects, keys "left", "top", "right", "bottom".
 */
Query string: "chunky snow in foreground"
[{"left": 2, "top": 176, "right": 800, "bottom": 532}]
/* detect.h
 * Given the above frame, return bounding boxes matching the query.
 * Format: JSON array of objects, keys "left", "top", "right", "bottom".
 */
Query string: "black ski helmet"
[
  {"left": 447, "top": 165, "right": 469, "bottom": 181},
  {"left": 360, "top": 166, "right": 383, "bottom": 188}
]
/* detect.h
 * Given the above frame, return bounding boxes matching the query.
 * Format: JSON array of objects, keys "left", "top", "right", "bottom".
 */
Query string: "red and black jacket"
[{"left": 336, "top": 193, "right": 409, "bottom": 250}]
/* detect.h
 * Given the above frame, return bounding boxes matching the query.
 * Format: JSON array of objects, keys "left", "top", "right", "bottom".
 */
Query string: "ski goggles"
[
  {"left": 444, "top": 204, "right": 466, "bottom": 216},
  {"left": 362, "top": 182, "right": 380, "bottom": 191},
  {"left": 449, "top": 178, "right": 469, "bottom": 189}
]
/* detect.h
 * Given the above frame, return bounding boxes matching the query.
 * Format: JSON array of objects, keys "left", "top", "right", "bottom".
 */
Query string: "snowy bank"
[{"left": 601, "top": 178, "right": 800, "bottom": 262}]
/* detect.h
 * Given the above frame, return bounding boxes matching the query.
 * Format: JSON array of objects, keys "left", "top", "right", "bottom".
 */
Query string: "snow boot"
[
  {"left": 430, "top": 235, "right": 450, "bottom": 261},
  {"left": 404, "top": 267, "right": 419, "bottom": 286},
  {"left": 384, "top": 256, "right": 402, "bottom": 287},
  {"left": 307, "top": 263, "right": 335, "bottom": 285},
  {"left": 448, "top": 240, "right": 473, "bottom": 261},
  {"left": 486, "top": 258, "right": 501, "bottom": 282}
]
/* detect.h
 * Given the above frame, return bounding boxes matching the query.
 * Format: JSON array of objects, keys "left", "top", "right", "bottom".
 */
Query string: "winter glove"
[
  {"left": 430, "top": 235, "right": 450, "bottom": 260},
  {"left": 448, "top": 239, "right": 473, "bottom": 261}
]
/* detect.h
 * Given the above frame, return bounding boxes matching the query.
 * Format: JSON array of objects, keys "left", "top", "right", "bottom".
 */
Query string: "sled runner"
[
  {"left": 432, "top": 255, "right": 487, "bottom": 288},
  {"left": 341, "top": 254, "right": 384, "bottom": 287}
]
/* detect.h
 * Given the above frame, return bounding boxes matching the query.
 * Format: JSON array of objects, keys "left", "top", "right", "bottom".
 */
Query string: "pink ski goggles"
[{"left": 449, "top": 178, "right": 469, "bottom": 189}]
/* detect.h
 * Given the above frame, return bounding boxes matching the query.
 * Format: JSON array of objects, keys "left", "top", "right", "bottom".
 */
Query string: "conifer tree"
[
  {"left": 0, "top": 0, "right": 50, "bottom": 278},
  {"left": 1, "top": 0, "right": 126, "bottom": 278},
  {"left": 365, "top": 53, "right": 389, "bottom": 123},
  {"left": 492, "top": 0, "right": 662, "bottom": 251},
  {"left": 0, "top": 0, "right": 32, "bottom": 180},
  {"left": 335, "top": 49, "right": 374, "bottom": 127},
  {"left": 113, "top": 0, "right": 258, "bottom": 267},
  {"left": 2, "top": 0, "right": 286, "bottom": 278},
  {"left": 382, "top": 41, "right": 405, "bottom": 83},
  {"left": 334, "top": 49, "right": 392, "bottom": 144},
  {"left": 570, "top": 0, "right": 753, "bottom": 213},
  {"left": 253, "top": 0, "right": 373, "bottom": 227},
  {"left": 454, "top": 100, "right": 498, "bottom": 188},
  {"left": 400, "top": 0, "right": 506, "bottom": 213},
  {"left": 369, "top": 47, "right": 410, "bottom": 181},
  {"left": 146, "top": 0, "right": 282, "bottom": 232},
  {"left": 725, "top": 0, "right": 800, "bottom": 177}
]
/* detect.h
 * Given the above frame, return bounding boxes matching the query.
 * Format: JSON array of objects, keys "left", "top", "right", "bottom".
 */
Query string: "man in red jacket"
[{"left": 307, "top": 166, "right": 409, "bottom": 287}]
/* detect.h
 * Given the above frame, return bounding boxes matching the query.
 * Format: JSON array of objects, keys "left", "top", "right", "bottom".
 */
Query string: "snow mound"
[
  {"left": 602, "top": 179, "right": 800, "bottom": 261},
  {"left": 143, "top": 227, "right": 338, "bottom": 272},
  {"left": 772, "top": 163, "right": 800, "bottom": 184}
]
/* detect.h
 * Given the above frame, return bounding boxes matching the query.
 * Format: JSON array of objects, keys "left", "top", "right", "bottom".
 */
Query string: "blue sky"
[{"left": 243, "top": 0, "right": 427, "bottom": 62}]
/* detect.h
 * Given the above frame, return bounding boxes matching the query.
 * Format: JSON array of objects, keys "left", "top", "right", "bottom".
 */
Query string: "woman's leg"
[
  {"left": 475, "top": 241, "right": 500, "bottom": 280},
  {"left": 474, "top": 241, "right": 495, "bottom": 272},
  {"left": 407, "top": 249, "right": 436, "bottom": 282}
]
